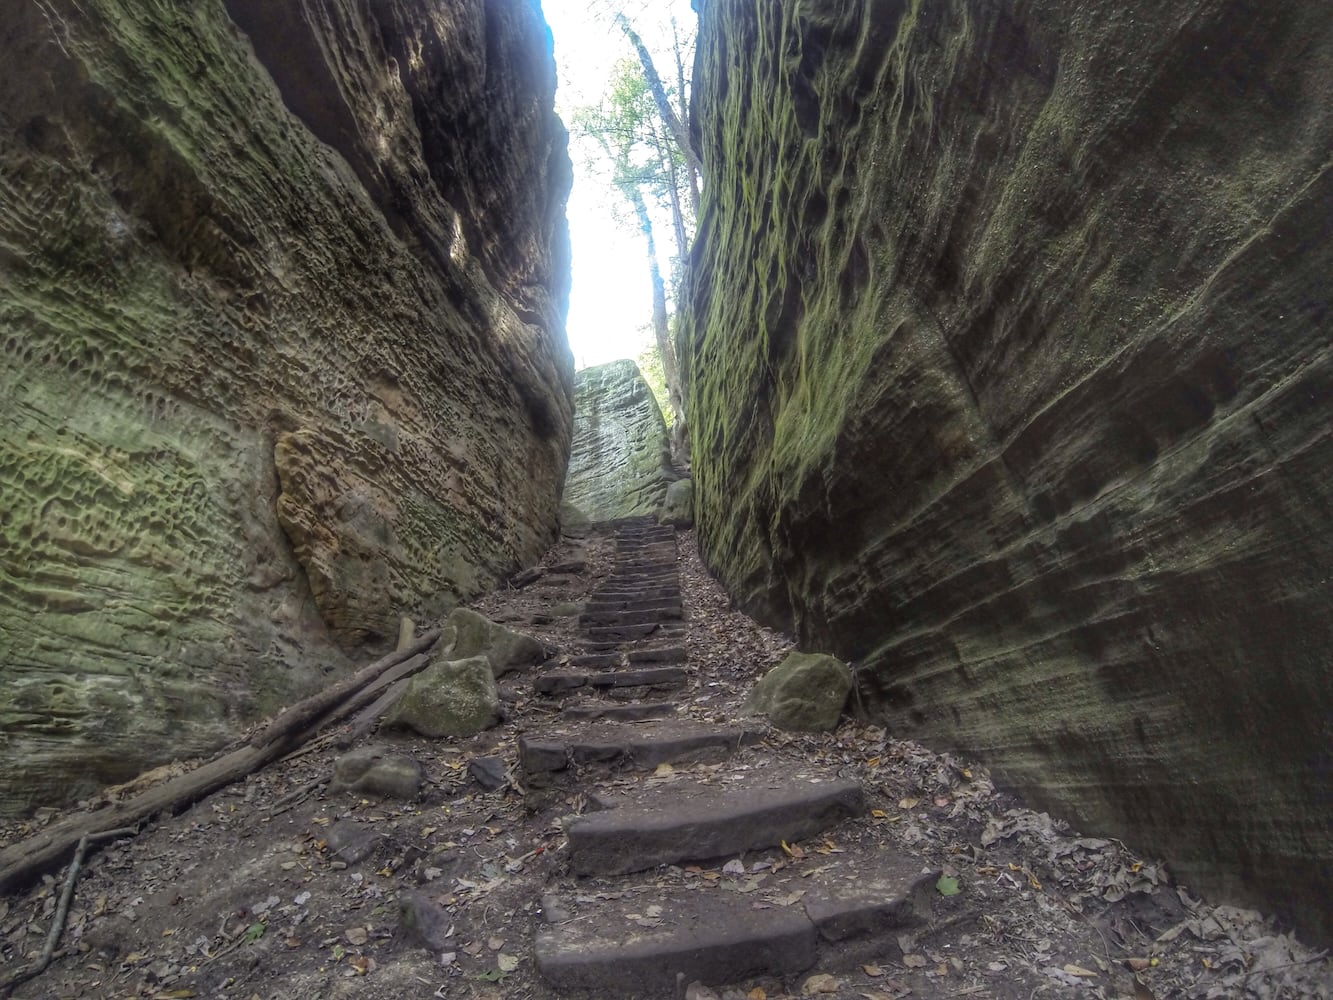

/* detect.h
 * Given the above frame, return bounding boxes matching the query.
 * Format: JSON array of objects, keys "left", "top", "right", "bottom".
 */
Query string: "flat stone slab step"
[
  {"left": 519, "top": 721, "right": 763, "bottom": 775},
  {"left": 584, "top": 596, "right": 684, "bottom": 614},
  {"left": 567, "top": 652, "right": 622, "bottom": 669},
  {"left": 627, "top": 644, "right": 687, "bottom": 664},
  {"left": 592, "top": 586, "right": 680, "bottom": 602},
  {"left": 565, "top": 765, "right": 865, "bottom": 875},
  {"left": 583, "top": 622, "right": 683, "bottom": 643},
  {"left": 561, "top": 701, "right": 678, "bottom": 722},
  {"left": 533, "top": 665, "right": 689, "bottom": 695},
  {"left": 535, "top": 856, "right": 931, "bottom": 995},
  {"left": 579, "top": 607, "right": 683, "bottom": 627}
]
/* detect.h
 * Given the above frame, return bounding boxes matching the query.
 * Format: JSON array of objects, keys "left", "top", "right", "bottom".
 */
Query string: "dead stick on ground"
[
  {"left": 0, "top": 826, "right": 137, "bottom": 997},
  {"left": 0, "top": 635, "right": 440, "bottom": 900},
  {"left": 250, "top": 629, "right": 441, "bottom": 748}
]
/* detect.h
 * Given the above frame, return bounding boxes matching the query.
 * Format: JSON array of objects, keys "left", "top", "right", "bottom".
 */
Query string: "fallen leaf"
[
  {"left": 903, "top": 954, "right": 927, "bottom": 968},
  {"left": 862, "top": 964, "right": 883, "bottom": 976},
  {"left": 935, "top": 875, "right": 961, "bottom": 896},
  {"left": 899, "top": 797, "right": 920, "bottom": 809},
  {"left": 344, "top": 927, "right": 369, "bottom": 946},
  {"left": 654, "top": 763, "right": 675, "bottom": 777},
  {"left": 497, "top": 953, "right": 519, "bottom": 973},
  {"left": 487, "top": 936, "right": 505, "bottom": 951},
  {"left": 747, "top": 989, "right": 767, "bottom": 1000},
  {"left": 1063, "top": 964, "right": 1097, "bottom": 977}
]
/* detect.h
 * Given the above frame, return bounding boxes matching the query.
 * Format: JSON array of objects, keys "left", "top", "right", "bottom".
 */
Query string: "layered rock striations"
[
  {"left": 563, "top": 360, "right": 676, "bottom": 522},
  {"left": 0, "top": 0, "right": 572, "bottom": 812},
  {"left": 684, "top": 0, "right": 1332, "bottom": 941}
]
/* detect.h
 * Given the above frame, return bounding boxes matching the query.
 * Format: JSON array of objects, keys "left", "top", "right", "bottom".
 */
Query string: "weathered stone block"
[
  {"left": 383, "top": 655, "right": 499, "bottom": 738},
  {"left": 746, "top": 652, "right": 852, "bottom": 732}
]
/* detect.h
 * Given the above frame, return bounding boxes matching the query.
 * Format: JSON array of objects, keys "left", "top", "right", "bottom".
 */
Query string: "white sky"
[{"left": 541, "top": 0, "right": 697, "bottom": 370}]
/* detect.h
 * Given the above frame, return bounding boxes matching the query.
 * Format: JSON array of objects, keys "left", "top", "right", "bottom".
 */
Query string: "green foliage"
[{"left": 636, "top": 338, "right": 672, "bottom": 426}]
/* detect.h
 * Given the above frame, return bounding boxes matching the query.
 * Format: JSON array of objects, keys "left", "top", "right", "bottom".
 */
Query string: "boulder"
[
  {"left": 659, "top": 478, "right": 694, "bottom": 528},
  {"left": 746, "top": 653, "right": 852, "bottom": 732},
  {"left": 684, "top": 0, "right": 1333, "bottom": 941},
  {"left": 330, "top": 746, "right": 424, "bottom": 801},
  {"left": 383, "top": 655, "right": 500, "bottom": 739},
  {"left": 446, "top": 608, "right": 545, "bottom": 678},
  {"left": 563, "top": 360, "right": 675, "bottom": 521}
]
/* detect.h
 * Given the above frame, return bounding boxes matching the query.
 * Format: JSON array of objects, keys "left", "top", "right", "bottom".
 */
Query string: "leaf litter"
[{"left": 0, "top": 526, "right": 1327, "bottom": 999}]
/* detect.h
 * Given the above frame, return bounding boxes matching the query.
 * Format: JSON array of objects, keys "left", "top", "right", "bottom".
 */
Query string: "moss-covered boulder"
[
  {"left": 746, "top": 652, "right": 852, "bottom": 732},
  {"left": 446, "top": 608, "right": 545, "bottom": 678},
  {"left": 563, "top": 360, "right": 675, "bottom": 522},
  {"left": 383, "top": 655, "right": 500, "bottom": 739},
  {"left": 659, "top": 478, "right": 694, "bottom": 528}
]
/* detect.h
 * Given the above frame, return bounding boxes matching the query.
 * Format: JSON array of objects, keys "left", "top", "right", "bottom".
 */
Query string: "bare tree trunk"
[
  {"left": 617, "top": 13, "right": 701, "bottom": 214},
  {"left": 628, "top": 186, "right": 686, "bottom": 457}
]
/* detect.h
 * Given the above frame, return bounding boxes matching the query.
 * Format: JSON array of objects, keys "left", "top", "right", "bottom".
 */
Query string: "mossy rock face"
[
  {"left": 563, "top": 361, "right": 675, "bottom": 522},
  {"left": 659, "top": 478, "right": 694, "bottom": 528},
  {"left": 383, "top": 655, "right": 500, "bottom": 739},
  {"left": 446, "top": 608, "right": 545, "bottom": 678},
  {"left": 746, "top": 652, "right": 852, "bottom": 732},
  {"left": 0, "top": 0, "right": 571, "bottom": 813},
  {"left": 684, "top": 0, "right": 1333, "bottom": 942}
]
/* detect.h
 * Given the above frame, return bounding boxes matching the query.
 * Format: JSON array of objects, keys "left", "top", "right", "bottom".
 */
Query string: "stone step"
[
  {"left": 579, "top": 607, "right": 684, "bottom": 627},
  {"left": 584, "top": 597, "right": 683, "bottom": 614},
  {"left": 592, "top": 586, "right": 681, "bottom": 602},
  {"left": 532, "top": 665, "right": 689, "bottom": 696},
  {"left": 535, "top": 856, "right": 931, "bottom": 995},
  {"left": 606, "top": 573, "right": 677, "bottom": 586},
  {"left": 561, "top": 701, "right": 678, "bottom": 722},
  {"left": 627, "top": 644, "right": 687, "bottom": 664},
  {"left": 565, "top": 767, "right": 865, "bottom": 875},
  {"left": 567, "top": 652, "right": 622, "bottom": 669},
  {"left": 582, "top": 622, "right": 683, "bottom": 643},
  {"left": 519, "top": 721, "right": 763, "bottom": 776}
]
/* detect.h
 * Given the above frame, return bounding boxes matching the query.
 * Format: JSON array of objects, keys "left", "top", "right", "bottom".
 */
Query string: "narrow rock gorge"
[
  {"left": 683, "top": 0, "right": 1332, "bottom": 943},
  {"left": 0, "top": 0, "right": 572, "bottom": 814}
]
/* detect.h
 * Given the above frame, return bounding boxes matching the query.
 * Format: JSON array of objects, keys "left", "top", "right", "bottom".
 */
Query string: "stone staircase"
[{"left": 521, "top": 517, "right": 938, "bottom": 996}]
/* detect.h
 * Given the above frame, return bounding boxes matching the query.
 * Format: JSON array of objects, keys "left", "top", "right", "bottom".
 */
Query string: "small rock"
[
  {"left": 324, "top": 820, "right": 380, "bottom": 866},
  {"left": 398, "top": 890, "right": 453, "bottom": 952},
  {"left": 329, "top": 747, "right": 424, "bottom": 800},
  {"left": 469, "top": 755, "right": 508, "bottom": 791},
  {"left": 684, "top": 982, "right": 720, "bottom": 1000}
]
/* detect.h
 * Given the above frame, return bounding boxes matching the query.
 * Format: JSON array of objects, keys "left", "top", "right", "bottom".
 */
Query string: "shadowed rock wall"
[
  {"left": 0, "top": 0, "right": 572, "bottom": 813},
  {"left": 563, "top": 360, "right": 675, "bottom": 522},
  {"left": 684, "top": 0, "right": 1332, "bottom": 941}
]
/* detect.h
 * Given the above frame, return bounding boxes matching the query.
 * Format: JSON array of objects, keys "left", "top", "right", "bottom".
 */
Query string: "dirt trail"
[{"left": 1, "top": 522, "right": 1328, "bottom": 1000}]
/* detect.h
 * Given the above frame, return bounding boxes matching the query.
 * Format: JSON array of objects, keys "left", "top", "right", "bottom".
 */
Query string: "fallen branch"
[
  {"left": 0, "top": 826, "right": 136, "bottom": 997},
  {"left": 336, "top": 675, "right": 414, "bottom": 749},
  {"left": 250, "top": 628, "right": 441, "bottom": 748},
  {"left": 0, "top": 633, "right": 441, "bottom": 901}
]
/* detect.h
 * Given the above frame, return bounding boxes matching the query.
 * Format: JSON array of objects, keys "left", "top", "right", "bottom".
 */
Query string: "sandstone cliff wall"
[
  {"left": 0, "top": 0, "right": 572, "bottom": 813},
  {"left": 684, "top": 0, "right": 1332, "bottom": 941},
  {"left": 563, "top": 360, "right": 675, "bottom": 523}
]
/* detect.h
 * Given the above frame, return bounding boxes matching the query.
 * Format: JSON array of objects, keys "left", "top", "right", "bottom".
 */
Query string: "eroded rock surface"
[
  {"left": 0, "top": 0, "right": 571, "bottom": 812},
  {"left": 562, "top": 360, "right": 675, "bottom": 522},
  {"left": 684, "top": 0, "right": 1332, "bottom": 942}
]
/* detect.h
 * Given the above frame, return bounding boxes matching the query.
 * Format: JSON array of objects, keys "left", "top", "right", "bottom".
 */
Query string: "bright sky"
[{"left": 541, "top": 0, "right": 697, "bottom": 370}]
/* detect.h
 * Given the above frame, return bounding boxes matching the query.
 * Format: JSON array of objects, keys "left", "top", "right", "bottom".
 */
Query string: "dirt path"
[{"left": 1, "top": 522, "right": 1328, "bottom": 1000}]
